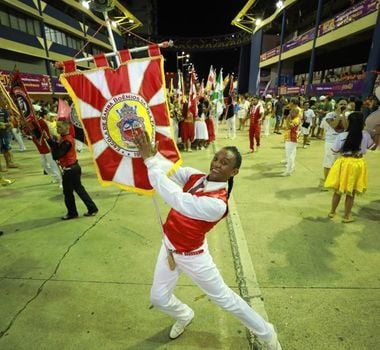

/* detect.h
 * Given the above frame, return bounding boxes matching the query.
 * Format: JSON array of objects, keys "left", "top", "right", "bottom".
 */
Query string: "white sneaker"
[
  {"left": 281, "top": 171, "right": 291, "bottom": 177},
  {"left": 266, "top": 324, "right": 282, "bottom": 350},
  {"left": 169, "top": 310, "right": 194, "bottom": 339}
]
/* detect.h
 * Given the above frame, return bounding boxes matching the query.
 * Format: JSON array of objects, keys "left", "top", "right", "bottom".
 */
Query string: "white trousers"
[
  {"left": 75, "top": 140, "right": 86, "bottom": 152},
  {"left": 263, "top": 117, "right": 270, "bottom": 136},
  {"left": 285, "top": 141, "right": 297, "bottom": 173},
  {"left": 150, "top": 241, "right": 273, "bottom": 342},
  {"left": 171, "top": 119, "right": 179, "bottom": 144},
  {"left": 12, "top": 128, "right": 26, "bottom": 150},
  {"left": 40, "top": 153, "right": 62, "bottom": 183},
  {"left": 226, "top": 116, "right": 236, "bottom": 139},
  {"left": 212, "top": 115, "right": 219, "bottom": 136}
]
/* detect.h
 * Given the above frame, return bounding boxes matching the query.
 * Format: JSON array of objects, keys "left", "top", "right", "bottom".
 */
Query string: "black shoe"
[
  {"left": 84, "top": 211, "right": 98, "bottom": 217},
  {"left": 61, "top": 214, "right": 78, "bottom": 220}
]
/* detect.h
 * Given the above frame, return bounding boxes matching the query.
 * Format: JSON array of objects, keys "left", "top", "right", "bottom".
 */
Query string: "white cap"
[
  {"left": 375, "top": 86, "right": 380, "bottom": 101},
  {"left": 319, "top": 95, "right": 326, "bottom": 101},
  {"left": 265, "top": 94, "right": 272, "bottom": 99},
  {"left": 33, "top": 104, "right": 41, "bottom": 112}
]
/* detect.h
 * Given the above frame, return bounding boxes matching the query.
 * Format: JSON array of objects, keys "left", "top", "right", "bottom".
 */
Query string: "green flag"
[{"left": 211, "top": 68, "right": 224, "bottom": 117}]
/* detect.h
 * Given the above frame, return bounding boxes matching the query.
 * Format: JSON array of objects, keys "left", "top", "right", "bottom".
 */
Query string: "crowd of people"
[
  {"left": 168, "top": 88, "right": 379, "bottom": 153},
  {"left": 2, "top": 90, "right": 379, "bottom": 223},
  {"left": 166, "top": 87, "right": 380, "bottom": 222}
]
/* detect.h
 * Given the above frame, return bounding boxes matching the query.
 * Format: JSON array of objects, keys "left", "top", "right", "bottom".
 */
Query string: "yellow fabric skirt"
[{"left": 324, "top": 156, "right": 368, "bottom": 195}]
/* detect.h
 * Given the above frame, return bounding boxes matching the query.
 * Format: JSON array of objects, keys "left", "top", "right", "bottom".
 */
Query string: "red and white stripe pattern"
[
  {"left": 60, "top": 50, "right": 181, "bottom": 195},
  {"left": 187, "top": 69, "right": 198, "bottom": 117}
]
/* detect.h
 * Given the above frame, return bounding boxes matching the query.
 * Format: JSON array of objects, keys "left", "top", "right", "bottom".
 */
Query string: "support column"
[
  {"left": 362, "top": 10, "right": 380, "bottom": 99},
  {"left": 277, "top": 9, "right": 287, "bottom": 87},
  {"left": 237, "top": 44, "right": 251, "bottom": 94},
  {"left": 37, "top": 0, "right": 53, "bottom": 94},
  {"left": 248, "top": 29, "right": 263, "bottom": 95},
  {"left": 306, "top": 0, "right": 324, "bottom": 97}
]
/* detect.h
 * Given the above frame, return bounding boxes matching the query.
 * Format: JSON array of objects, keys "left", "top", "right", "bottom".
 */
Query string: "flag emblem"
[{"left": 101, "top": 93, "right": 155, "bottom": 158}]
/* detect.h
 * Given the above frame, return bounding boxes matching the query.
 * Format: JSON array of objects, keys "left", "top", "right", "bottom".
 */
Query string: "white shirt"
[
  {"left": 250, "top": 103, "right": 264, "bottom": 116},
  {"left": 303, "top": 109, "right": 315, "bottom": 125},
  {"left": 144, "top": 154, "right": 227, "bottom": 222},
  {"left": 332, "top": 130, "right": 375, "bottom": 155},
  {"left": 320, "top": 112, "right": 340, "bottom": 143}
]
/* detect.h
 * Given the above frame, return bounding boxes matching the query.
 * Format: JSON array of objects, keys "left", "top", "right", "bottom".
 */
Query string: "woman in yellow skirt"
[{"left": 324, "top": 112, "right": 379, "bottom": 223}]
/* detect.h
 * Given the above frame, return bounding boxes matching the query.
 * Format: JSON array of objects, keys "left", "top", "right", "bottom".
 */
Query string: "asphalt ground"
[{"left": 1, "top": 122, "right": 379, "bottom": 350}]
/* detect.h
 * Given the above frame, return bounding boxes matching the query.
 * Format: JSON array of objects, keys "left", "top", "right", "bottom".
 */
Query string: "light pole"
[{"left": 176, "top": 51, "right": 190, "bottom": 75}]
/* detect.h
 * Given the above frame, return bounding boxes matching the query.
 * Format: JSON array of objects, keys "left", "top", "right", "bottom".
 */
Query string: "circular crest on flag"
[
  {"left": 13, "top": 87, "right": 31, "bottom": 120},
  {"left": 101, "top": 93, "right": 155, "bottom": 158}
]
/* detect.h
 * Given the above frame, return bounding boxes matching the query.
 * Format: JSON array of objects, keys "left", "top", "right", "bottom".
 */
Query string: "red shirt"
[
  {"left": 250, "top": 104, "right": 262, "bottom": 124},
  {"left": 58, "top": 134, "right": 77, "bottom": 167},
  {"left": 163, "top": 174, "right": 228, "bottom": 251}
]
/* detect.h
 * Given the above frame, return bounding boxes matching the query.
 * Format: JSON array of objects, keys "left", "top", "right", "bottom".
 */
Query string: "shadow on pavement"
[{"left": 0, "top": 217, "right": 60, "bottom": 235}]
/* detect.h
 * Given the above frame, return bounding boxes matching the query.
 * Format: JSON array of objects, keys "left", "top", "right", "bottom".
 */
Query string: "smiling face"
[{"left": 208, "top": 148, "right": 239, "bottom": 182}]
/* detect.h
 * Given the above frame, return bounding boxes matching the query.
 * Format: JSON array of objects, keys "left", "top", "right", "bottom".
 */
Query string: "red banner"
[
  {"left": 0, "top": 70, "right": 52, "bottom": 94},
  {"left": 9, "top": 70, "right": 40, "bottom": 136}
]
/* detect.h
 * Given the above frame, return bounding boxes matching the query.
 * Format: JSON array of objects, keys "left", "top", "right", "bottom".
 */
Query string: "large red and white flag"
[
  {"left": 59, "top": 47, "right": 181, "bottom": 195},
  {"left": 187, "top": 69, "right": 198, "bottom": 117}
]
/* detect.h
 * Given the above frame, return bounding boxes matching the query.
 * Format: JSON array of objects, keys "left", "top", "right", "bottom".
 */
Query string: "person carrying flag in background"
[
  {"left": 0, "top": 79, "right": 25, "bottom": 152},
  {"left": 31, "top": 108, "right": 62, "bottom": 187},
  {"left": 211, "top": 68, "right": 224, "bottom": 136},
  {"left": 181, "top": 69, "right": 197, "bottom": 152},
  {"left": 0, "top": 105, "right": 17, "bottom": 183},
  {"left": 0, "top": 106, "right": 18, "bottom": 171},
  {"left": 45, "top": 114, "right": 98, "bottom": 220}
]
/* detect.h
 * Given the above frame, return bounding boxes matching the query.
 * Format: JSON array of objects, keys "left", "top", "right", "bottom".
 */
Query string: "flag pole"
[
  {"left": 56, "top": 41, "right": 173, "bottom": 68},
  {"left": 103, "top": 11, "right": 120, "bottom": 67}
]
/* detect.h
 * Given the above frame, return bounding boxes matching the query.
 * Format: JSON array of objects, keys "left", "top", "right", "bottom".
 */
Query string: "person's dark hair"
[
  {"left": 223, "top": 146, "right": 242, "bottom": 198},
  {"left": 355, "top": 99, "right": 363, "bottom": 112},
  {"left": 349, "top": 95, "right": 356, "bottom": 102},
  {"left": 38, "top": 108, "right": 48, "bottom": 118},
  {"left": 342, "top": 112, "right": 364, "bottom": 153},
  {"left": 336, "top": 97, "right": 348, "bottom": 104},
  {"left": 290, "top": 97, "right": 299, "bottom": 106}
]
